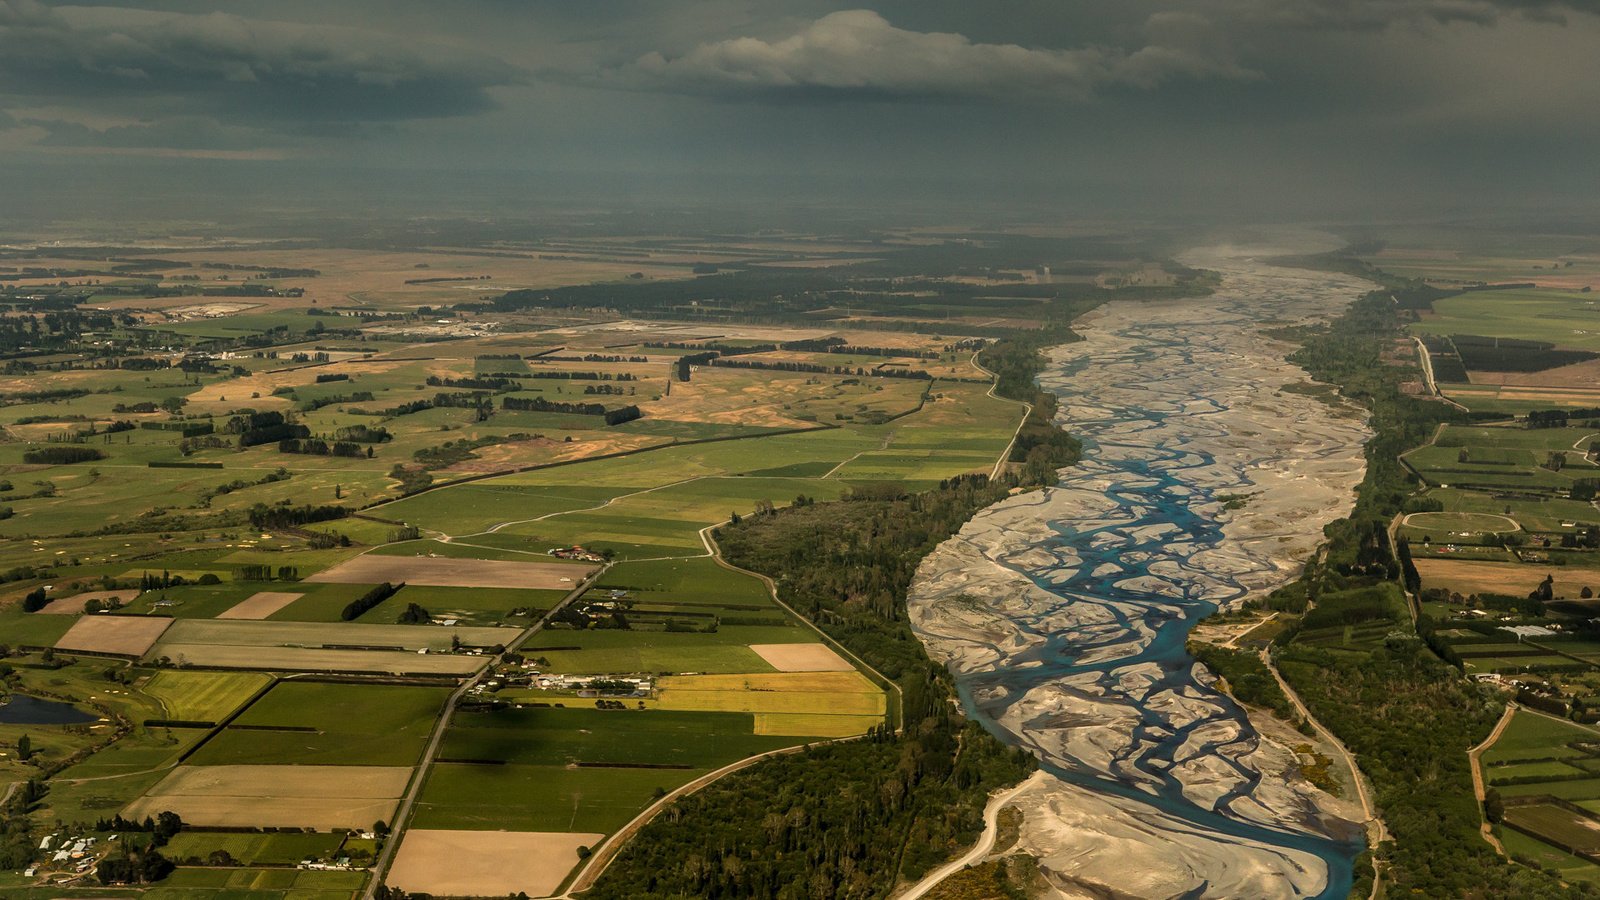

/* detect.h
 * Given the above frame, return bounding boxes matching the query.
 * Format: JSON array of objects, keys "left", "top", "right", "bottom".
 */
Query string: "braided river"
[{"left": 910, "top": 247, "right": 1379, "bottom": 898}]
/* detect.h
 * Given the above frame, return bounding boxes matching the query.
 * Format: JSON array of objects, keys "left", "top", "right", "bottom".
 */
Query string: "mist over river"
[{"left": 909, "top": 246, "right": 1377, "bottom": 899}]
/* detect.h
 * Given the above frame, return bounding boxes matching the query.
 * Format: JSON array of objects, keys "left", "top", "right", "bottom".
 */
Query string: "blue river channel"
[{"left": 951, "top": 338, "right": 1361, "bottom": 898}]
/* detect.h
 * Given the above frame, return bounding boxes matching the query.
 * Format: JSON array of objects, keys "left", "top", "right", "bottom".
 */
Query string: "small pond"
[{"left": 0, "top": 694, "right": 98, "bottom": 725}]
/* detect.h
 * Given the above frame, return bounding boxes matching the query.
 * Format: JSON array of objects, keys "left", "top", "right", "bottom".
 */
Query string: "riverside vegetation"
[{"left": 1258, "top": 258, "right": 1594, "bottom": 898}]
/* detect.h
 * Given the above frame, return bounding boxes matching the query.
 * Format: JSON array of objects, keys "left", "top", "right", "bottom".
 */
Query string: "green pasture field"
[
  {"left": 1444, "top": 390, "right": 1600, "bottom": 416},
  {"left": 149, "top": 618, "right": 514, "bottom": 654},
  {"left": 305, "top": 516, "right": 399, "bottom": 546},
  {"left": 1362, "top": 242, "right": 1600, "bottom": 285},
  {"left": 142, "top": 670, "right": 274, "bottom": 722},
  {"left": 0, "top": 609, "right": 75, "bottom": 647},
  {"left": 476, "top": 355, "right": 530, "bottom": 374},
  {"left": 149, "top": 865, "right": 367, "bottom": 898},
  {"left": 1410, "top": 288, "right": 1600, "bottom": 351},
  {"left": 488, "top": 474, "right": 854, "bottom": 558},
  {"left": 56, "top": 727, "right": 210, "bottom": 781},
  {"left": 597, "top": 557, "right": 776, "bottom": 605},
  {"left": 1425, "top": 487, "right": 1600, "bottom": 534},
  {"left": 1504, "top": 803, "right": 1600, "bottom": 854},
  {"left": 1434, "top": 425, "right": 1600, "bottom": 452},
  {"left": 1486, "top": 760, "right": 1591, "bottom": 783},
  {"left": 264, "top": 582, "right": 426, "bottom": 623},
  {"left": 117, "top": 576, "right": 360, "bottom": 621},
  {"left": 413, "top": 762, "right": 710, "bottom": 834},
  {"left": 356, "top": 584, "right": 564, "bottom": 626},
  {"left": 362, "top": 538, "right": 571, "bottom": 563},
  {"left": 615, "top": 419, "right": 786, "bottom": 441},
  {"left": 442, "top": 707, "right": 802, "bottom": 768},
  {"left": 187, "top": 681, "right": 450, "bottom": 767},
  {"left": 1496, "top": 826, "right": 1600, "bottom": 883},
  {"left": 1485, "top": 710, "right": 1600, "bottom": 764},
  {"left": 524, "top": 625, "right": 807, "bottom": 674},
  {"left": 1404, "top": 445, "right": 1577, "bottom": 492},
  {"left": 368, "top": 482, "right": 634, "bottom": 537},
  {"left": 1500, "top": 778, "right": 1600, "bottom": 802},
  {"left": 163, "top": 830, "right": 349, "bottom": 866},
  {"left": 1462, "top": 655, "right": 1581, "bottom": 673},
  {"left": 123, "top": 581, "right": 376, "bottom": 623},
  {"left": 1450, "top": 643, "right": 1545, "bottom": 657},
  {"left": 35, "top": 769, "right": 170, "bottom": 828}
]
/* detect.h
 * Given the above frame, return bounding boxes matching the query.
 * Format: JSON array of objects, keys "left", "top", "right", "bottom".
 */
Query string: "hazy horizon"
[{"left": 3, "top": 1, "right": 1600, "bottom": 233}]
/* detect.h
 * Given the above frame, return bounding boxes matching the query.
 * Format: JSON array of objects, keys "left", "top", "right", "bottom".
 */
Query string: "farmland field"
[
  {"left": 306, "top": 553, "right": 595, "bottom": 589},
  {"left": 1411, "top": 288, "right": 1600, "bottom": 352},
  {"left": 162, "top": 830, "right": 349, "bottom": 866},
  {"left": 389, "top": 829, "right": 600, "bottom": 897},
  {"left": 441, "top": 707, "right": 799, "bottom": 767},
  {"left": 187, "top": 682, "right": 450, "bottom": 767},
  {"left": 413, "top": 763, "right": 710, "bottom": 834},
  {"left": 123, "top": 765, "right": 411, "bottom": 830},
  {"left": 142, "top": 670, "right": 273, "bottom": 723},
  {"left": 0, "top": 230, "right": 1074, "bottom": 895},
  {"left": 523, "top": 626, "right": 803, "bottom": 674}
]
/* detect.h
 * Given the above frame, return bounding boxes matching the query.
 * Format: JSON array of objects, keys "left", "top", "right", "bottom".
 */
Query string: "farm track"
[
  {"left": 1469, "top": 702, "right": 1517, "bottom": 858},
  {"left": 1411, "top": 336, "right": 1470, "bottom": 413},
  {"left": 894, "top": 777, "right": 1032, "bottom": 900},
  {"left": 1262, "top": 647, "right": 1388, "bottom": 898},
  {"left": 821, "top": 429, "right": 896, "bottom": 479},
  {"left": 970, "top": 349, "right": 1031, "bottom": 482}
]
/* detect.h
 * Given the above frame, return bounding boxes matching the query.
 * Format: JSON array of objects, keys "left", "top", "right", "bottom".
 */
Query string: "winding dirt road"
[{"left": 895, "top": 776, "right": 1034, "bottom": 900}]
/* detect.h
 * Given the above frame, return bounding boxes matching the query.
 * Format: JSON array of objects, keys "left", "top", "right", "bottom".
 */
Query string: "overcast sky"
[{"left": 2, "top": 0, "right": 1598, "bottom": 225}]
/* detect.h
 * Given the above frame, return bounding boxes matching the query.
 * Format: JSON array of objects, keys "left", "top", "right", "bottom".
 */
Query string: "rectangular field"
[
  {"left": 145, "top": 642, "right": 486, "bottom": 675},
  {"left": 1504, "top": 804, "right": 1600, "bottom": 855},
  {"left": 188, "top": 682, "right": 450, "bottom": 767},
  {"left": 35, "top": 589, "right": 141, "bottom": 614},
  {"left": 141, "top": 670, "right": 273, "bottom": 723},
  {"left": 524, "top": 626, "right": 808, "bottom": 674},
  {"left": 750, "top": 642, "right": 852, "bottom": 672},
  {"left": 162, "top": 830, "right": 349, "bottom": 866},
  {"left": 440, "top": 707, "right": 800, "bottom": 768},
  {"left": 151, "top": 617, "right": 514, "bottom": 651},
  {"left": 413, "top": 763, "right": 708, "bottom": 834},
  {"left": 389, "top": 829, "right": 601, "bottom": 898},
  {"left": 123, "top": 764, "right": 410, "bottom": 830},
  {"left": 55, "top": 614, "right": 173, "bottom": 656},
  {"left": 306, "top": 553, "right": 595, "bottom": 589},
  {"left": 218, "top": 591, "right": 304, "bottom": 620}
]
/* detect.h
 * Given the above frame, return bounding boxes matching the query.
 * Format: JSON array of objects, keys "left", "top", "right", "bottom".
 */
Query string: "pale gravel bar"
[{"left": 908, "top": 244, "right": 1376, "bottom": 899}]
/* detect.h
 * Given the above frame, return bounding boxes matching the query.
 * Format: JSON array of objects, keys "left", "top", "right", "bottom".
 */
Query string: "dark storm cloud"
[
  {"left": 0, "top": 0, "right": 525, "bottom": 121},
  {"left": 1206, "top": 0, "right": 1600, "bottom": 29},
  {"left": 24, "top": 115, "right": 274, "bottom": 151},
  {"left": 604, "top": 9, "right": 1256, "bottom": 101}
]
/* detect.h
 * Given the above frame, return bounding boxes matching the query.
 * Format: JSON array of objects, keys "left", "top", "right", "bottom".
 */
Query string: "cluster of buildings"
[
  {"left": 548, "top": 545, "right": 607, "bottom": 563},
  {"left": 27, "top": 832, "right": 109, "bottom": 878}
]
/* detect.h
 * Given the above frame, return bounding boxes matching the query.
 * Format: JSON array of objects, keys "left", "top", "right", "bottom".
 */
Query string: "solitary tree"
[{"left": 16, "top": 733, "right": 31, "bottom": 761}]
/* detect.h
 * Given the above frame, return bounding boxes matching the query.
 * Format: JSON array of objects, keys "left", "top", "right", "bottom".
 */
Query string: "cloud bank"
[
  {"left": 609, "top": 10, "right": 1257, "bottom": 101},
  {"left": 0, "top": 0, "right": 523, "bottom": 123}
]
